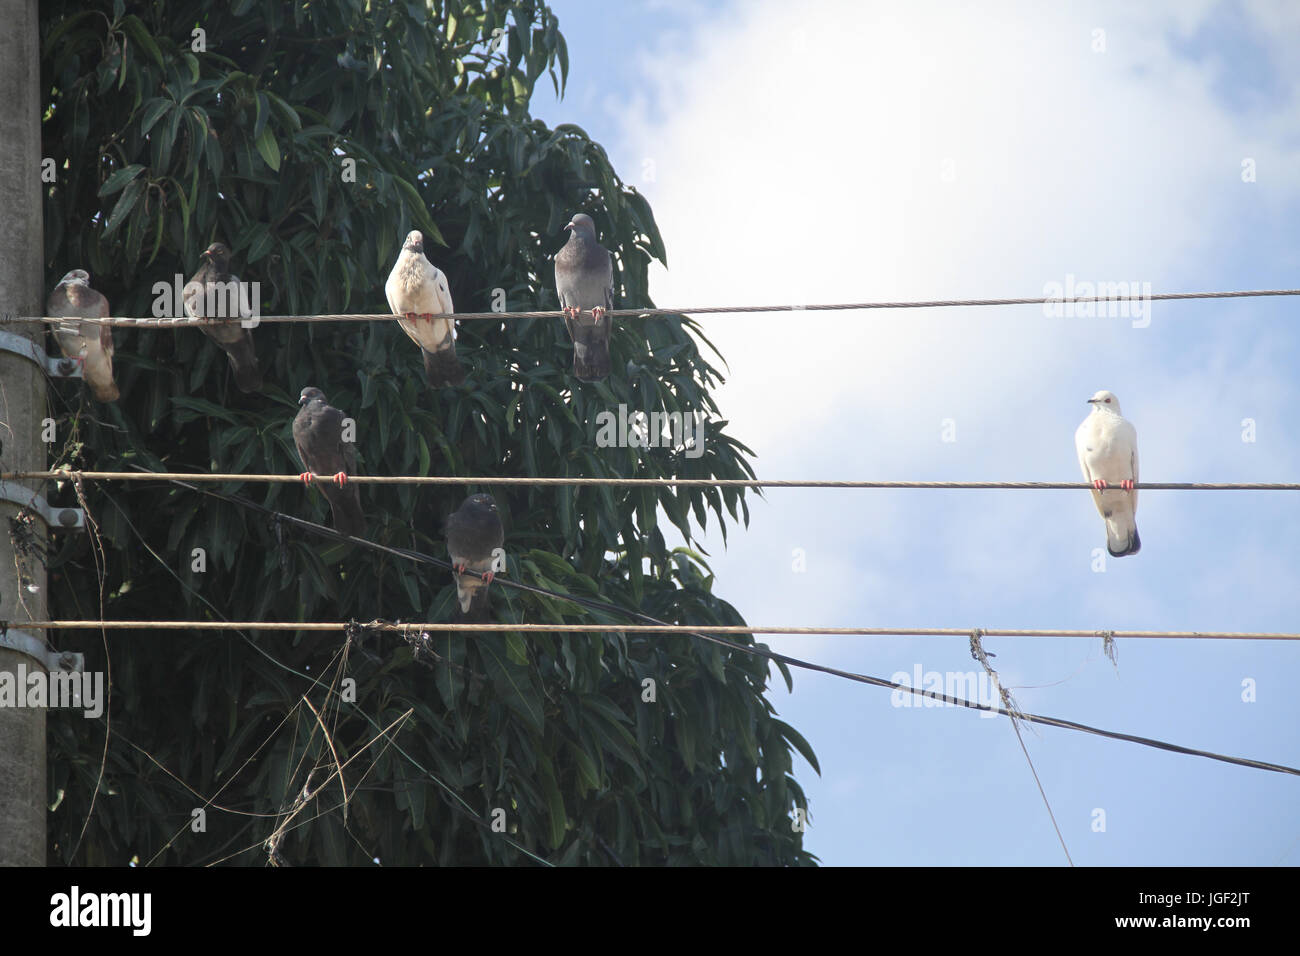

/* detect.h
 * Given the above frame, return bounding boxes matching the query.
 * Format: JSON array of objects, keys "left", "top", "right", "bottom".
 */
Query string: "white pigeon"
[
  {"left": 1075, "top": 389, "right": 1140, "bottom": 557},
  {"left": 384, "top": 230, "right": 465, "bottom": 387}
]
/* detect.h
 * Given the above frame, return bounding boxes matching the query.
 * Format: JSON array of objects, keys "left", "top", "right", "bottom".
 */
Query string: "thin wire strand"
[
  {"left": 4, "top": 287, "right": 1299, "bottom": 326},
  {"left": 7, "top": 470, "right": 1300, "bottom": 490},
  {"left": 16, "top": 621, "right": 1300, "bottom": 640}
]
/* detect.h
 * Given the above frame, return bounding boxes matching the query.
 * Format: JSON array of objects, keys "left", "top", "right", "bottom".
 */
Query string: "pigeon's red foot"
[
  {"left": 591, "top": 307, "right": 606, "bottom": 323},
  {"left": 1120, "top": 479, "right": 1135, "bottom": 491},
  {"left": 455, "top": 562, "right": 468, "bottom": 575},
  {"left": 1092, "top": 479, "right": 1108, "bottom": 491},
  {"left": 482, "top": 571, "right": 495, "bottom": 585},
  {"left": 420, "top": 313, "right": 435, "bottom": 323},
  {"left": 563, "top": 307, "right": 580, "bottom": 320},
  {"left": 332, "top": 472, "right": 349, "bottom": 486},
  {"left": 404, "top": 312, "right": 419, "bottom": 322},
  {"left": 299, "top": 471, "right": 316, "bottom": 485}
]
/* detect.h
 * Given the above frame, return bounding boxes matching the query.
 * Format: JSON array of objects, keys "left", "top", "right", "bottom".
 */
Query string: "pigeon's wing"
[
  {"left": 1075, "top": 419, "right": 1105, "bottom": 515},
  {"left": 384, "top": 259, "right": 404, "bottom": 316},
  {"left": 1128, "top": 424, "right": 1139, "bottom": 512}
]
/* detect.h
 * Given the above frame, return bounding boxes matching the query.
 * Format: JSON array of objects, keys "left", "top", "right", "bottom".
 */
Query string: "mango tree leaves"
[{"left": 40, "top": 0, "right": 817, "bottom": 867}]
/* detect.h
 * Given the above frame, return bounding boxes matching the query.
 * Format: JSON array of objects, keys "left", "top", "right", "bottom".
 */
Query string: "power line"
[
  {"left": 4, "top": 287, "right": 1298, "bottom": 326},
  {"left": 43, "top": 465, "right": 1297, "bottom": 780},
  {"left": 15, "top": 621, "right": 1300, "bottom": 640},
  {"left": 7, "top": 470, "right": 1300, "bottom": 490}
]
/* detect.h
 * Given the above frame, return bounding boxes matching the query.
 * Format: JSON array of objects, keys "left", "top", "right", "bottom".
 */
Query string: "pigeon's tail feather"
[
  {"left": 571, "top": 337, "right": 611, "bottom": 382},
  {"left": 224, "top": 340, "right": 263, "bottom": 393},
  {"left": 1105, "top": 520, "right": 1140, "bottom": 557},
  {"left": 329, "top": 491, "right": 366, "bottom": 540},
  {"left": 423, "top": 346, "right": 466, "bottom": 388},
  {"left": 89, "top": 379, "right": 120, "bottom": 402},
  {"left": 454, "top": 573, "right": 491, "bottom": 620}
]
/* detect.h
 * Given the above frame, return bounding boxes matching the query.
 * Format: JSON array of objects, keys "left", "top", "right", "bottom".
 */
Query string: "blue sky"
[{"left": 532, "top": 0, "right": 1300, "bottom": 865}]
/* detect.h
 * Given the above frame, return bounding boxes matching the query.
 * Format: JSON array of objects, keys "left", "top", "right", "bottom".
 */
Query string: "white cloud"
[{"left": 561, "top": 0, "right": 1300, "bottom": 864}]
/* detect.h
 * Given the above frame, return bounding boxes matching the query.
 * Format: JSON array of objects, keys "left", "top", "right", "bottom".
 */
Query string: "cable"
[
  {"left": 22, "top": 466, "right": 1300, "bottom": 780},
  {"left": 15, "top": 621, "right": 1300, "bottom": 640},
  {"left": 5, "top": 287, "right": 1299, "bottom": 325},
  {"left": 8, "top": 470, "right": 1300, "bottom": 490}
]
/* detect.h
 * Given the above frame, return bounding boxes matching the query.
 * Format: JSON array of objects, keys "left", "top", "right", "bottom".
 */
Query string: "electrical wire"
[
  {"left": 7, "top": 470, "right": 1300, "bottom": 490},
  {"left": 4, "top": 286, "right": 1299, "bottom": 326}
]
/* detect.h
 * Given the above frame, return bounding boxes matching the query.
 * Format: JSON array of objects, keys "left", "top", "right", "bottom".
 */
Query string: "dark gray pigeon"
[
  {"left": 293, "top": 386, "right": 365, "bottom": 538},
  {"left": 445, "top": 493, "right": 504, "bottom": 619},
  {"left": 554, "top": 213, "right": 614, "bottom": 382},
  {"left": 46, "top": 269, "right": 119, "bottom": 402},
  {"left": 385, "top": 230, "right": 466, "bottom": 388},
  {"left": 184, "top": 241, "right": 263, "bottom": 393}
]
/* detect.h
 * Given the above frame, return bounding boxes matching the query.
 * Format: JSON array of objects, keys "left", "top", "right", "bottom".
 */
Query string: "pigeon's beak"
[
  {"left": 564, "top": 221, "right": 575, "bottom": 232},
  {"left": 1087, "top": 398, "right": 1099, "bottom": 404}
]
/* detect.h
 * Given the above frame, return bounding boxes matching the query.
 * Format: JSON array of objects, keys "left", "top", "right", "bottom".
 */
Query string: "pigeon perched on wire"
[
  {"left": 554, "top": 213, "right": 615, "bottom": 382},
  {"left": 293, "top": 386, "right": 365, "bottom": 538},
  {"left": 444, "top": 493, "right": 504, "bottom": 619},
  {"left": 385, "top": 230, "right": 466, "bottom": 388},
  {"left": 184, "top": 242, "right": 262, "bottom": 393},
  {"left": 1075, "top": 389, "right": 1140, "bottom": 557},
  {"left": 46, "top": 269, "right": 119, "bottom": 402}
]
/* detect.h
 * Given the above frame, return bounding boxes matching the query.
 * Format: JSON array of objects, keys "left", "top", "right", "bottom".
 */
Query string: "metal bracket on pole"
[
  {"left": 0, "top": 329, "right": 83, "bottom": 379},
  {"left": 0, "top": 627, "right": 83, "bottom": 674},
  {"left": 0, "top": 480, "right": 85, "bottom": 531}
]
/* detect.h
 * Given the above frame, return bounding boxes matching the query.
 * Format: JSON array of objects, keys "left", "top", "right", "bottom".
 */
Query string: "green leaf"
[
  {"left": 98, "top": 164, "right": 145, "bottom": 197},
  {"left": 102, "top": 178, "right": 144, "bottom": 236},
  {"left": 253, "top": 126, "right": 281, "bottom": 172},
  {"left": 120, "top": 15, "right": 164, "bottom": 68}
]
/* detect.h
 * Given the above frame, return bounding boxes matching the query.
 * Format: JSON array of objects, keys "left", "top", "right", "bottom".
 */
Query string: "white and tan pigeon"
[
  {"left": 1075, "top": 389, "right": 1140, "bottom": 557},
  {"left": 46, "top": 270, "right": 119, "bottom": 402},
  {"left": 385, "top": 230, "right": 465, "bottom": 387}
]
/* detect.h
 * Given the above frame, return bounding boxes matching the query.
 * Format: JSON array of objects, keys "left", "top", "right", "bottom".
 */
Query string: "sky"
[{"left": 531, "top": 0, "right": 1300, "bottom": 866}]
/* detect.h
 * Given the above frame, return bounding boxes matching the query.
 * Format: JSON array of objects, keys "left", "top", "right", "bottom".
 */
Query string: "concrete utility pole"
[{"left": 0, "top": 0, "right": 48, "bottom": 866}]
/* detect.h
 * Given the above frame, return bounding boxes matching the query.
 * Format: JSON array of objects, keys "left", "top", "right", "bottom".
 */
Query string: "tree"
[{"left": 39, "top": 0, "right": 818, "bottom": 865}]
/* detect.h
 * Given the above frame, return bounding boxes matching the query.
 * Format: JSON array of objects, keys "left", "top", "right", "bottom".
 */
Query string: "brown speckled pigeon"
[{"left": 184, "top": 242, "right": 263, "bottom": 393}]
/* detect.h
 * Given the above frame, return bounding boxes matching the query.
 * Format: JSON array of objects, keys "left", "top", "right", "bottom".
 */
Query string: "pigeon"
[
  {"left": 385, "top": 230, "right": 465, "bottom": 388},
  {"left": 46, "top": 270, "right": 119, "bottom": 402},
  {"left": 293, "top": 386, "right": 365, "bottom": 538},
  {"left": 184, "top": 241, "right": 262, "bottom": 393},
  {"left": 1075, "top": 389, "right": 1140, "bottom": 557},
  {"left": 554, "top": 213, "right": 615, "bottom": 382},
  {"left": 445, "top": 493, "right": 504, "bottom": 619}
]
